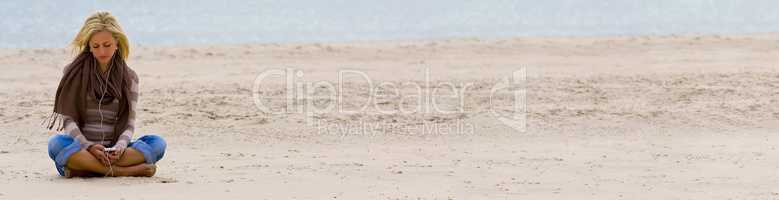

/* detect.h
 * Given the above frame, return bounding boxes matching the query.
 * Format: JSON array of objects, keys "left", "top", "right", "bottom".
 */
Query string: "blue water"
[{"left": 1, "top": 0, "right": 778, "bottom": 48}]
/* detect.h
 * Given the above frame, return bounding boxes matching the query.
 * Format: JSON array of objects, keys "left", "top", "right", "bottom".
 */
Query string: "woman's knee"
[
  {"left": 47, "top": 134, "right": 75, "bottom": 160},
  {"left": 137, "top": 134, "right": 166, "bottom": 160},
  {"left": 138, "top": 135, "right": 166, "bottom": 150}
]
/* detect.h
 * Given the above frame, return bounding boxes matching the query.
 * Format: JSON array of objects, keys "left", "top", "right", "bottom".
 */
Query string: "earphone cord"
[{"left": 98, "top": 65, "right": 113, "bottom": 177}]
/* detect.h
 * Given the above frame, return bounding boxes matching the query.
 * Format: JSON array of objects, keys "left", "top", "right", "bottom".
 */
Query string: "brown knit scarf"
[{"left": 44, "top": 50, "right": 132, "bottom": 143}]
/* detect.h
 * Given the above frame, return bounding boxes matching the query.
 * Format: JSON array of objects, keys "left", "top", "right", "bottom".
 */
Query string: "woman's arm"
[
  {"left": 59, "top": 65, "right": 97, "bottom": 149},
  {"left": 113, "top": 70, "right": 139, "bottom": 149},
  {"left": 63, "top": 116, "right": 96, "bottom": 149}
]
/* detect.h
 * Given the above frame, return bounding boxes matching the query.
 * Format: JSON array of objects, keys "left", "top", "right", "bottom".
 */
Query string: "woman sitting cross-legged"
[{"left": 45, "top": 11, "right": 166, "bottom": 178}]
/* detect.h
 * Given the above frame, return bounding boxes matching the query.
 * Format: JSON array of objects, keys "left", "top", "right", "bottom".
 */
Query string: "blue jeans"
[{"left": 47, "top": 133, "right": 167, "bottom": 176}]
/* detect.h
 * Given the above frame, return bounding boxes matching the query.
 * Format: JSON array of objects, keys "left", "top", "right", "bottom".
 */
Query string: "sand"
[{"left": 0, "top": 33, "right": 778, "bottom": 199}]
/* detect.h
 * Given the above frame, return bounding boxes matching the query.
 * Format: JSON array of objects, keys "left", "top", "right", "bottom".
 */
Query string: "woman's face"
[{"left": 89, "top": 31, "right": 117, "bottom": 67}]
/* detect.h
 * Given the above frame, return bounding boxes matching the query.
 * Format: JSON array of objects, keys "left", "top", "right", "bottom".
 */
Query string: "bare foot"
[
  {"left": 114, "top": 164, "right": 157, "bottom": 177},
  {"left": 64, "top": 168, "right": 101, "bottom": 178}
]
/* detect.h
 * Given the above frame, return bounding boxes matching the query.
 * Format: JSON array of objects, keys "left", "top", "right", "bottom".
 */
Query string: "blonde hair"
[{"left": 71, "top": 11, "right": 130, "bottom": 60}]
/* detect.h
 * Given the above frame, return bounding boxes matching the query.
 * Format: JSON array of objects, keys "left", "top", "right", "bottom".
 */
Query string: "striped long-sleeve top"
[{"left": 63, "top": 68, "right": 138, "bottom": 150}]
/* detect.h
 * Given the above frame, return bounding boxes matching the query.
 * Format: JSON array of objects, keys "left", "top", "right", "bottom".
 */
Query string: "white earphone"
[{"left": 98, "top": 62, "right": 114, "bottom": 176}]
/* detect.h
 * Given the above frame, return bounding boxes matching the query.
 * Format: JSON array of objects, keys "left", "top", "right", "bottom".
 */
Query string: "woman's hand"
[
  {"left": 87, "top": 144, "right": 111, "bottom": 166},
  {"left": 107, "top": 147, "right": 125, "bottom": 164}
]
